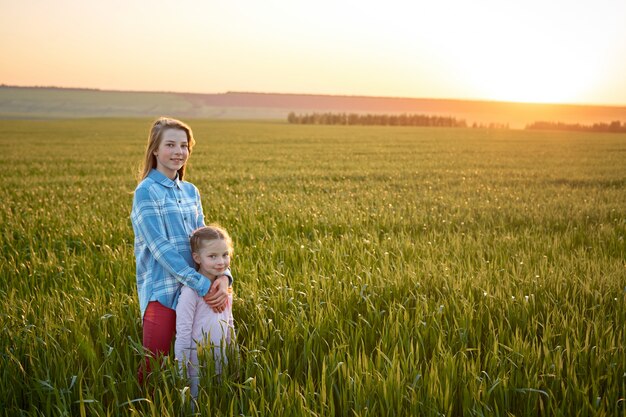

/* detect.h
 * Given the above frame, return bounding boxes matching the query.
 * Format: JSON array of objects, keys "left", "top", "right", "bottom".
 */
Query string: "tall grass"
[{"left": 1, "top": 119, "right": 625, "bottom": 416}]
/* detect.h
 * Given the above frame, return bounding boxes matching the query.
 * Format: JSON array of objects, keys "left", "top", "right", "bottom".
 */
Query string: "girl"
[
  {"left": 175, "top": 225, "right": 236, "bottom": 400},
  {"left": 131, "top": 117, "right": 231, "bottom": 383}
]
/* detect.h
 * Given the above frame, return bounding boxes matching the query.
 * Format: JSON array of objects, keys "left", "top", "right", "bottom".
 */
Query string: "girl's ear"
[{"left": 192, "top": 252, "right": 201, "bottom": 264}]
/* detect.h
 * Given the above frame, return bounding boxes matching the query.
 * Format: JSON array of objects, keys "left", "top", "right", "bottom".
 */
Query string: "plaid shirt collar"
[{"left": 148, "top": 169, "right": 182, "bottom": 189}]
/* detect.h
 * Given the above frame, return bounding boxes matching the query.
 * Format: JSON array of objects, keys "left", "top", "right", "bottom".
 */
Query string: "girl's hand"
[{"left": 203, "top": 275, "right": 229, "bottom": 313}]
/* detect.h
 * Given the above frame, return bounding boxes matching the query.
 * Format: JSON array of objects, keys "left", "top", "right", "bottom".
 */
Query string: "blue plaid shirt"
[{"left": 131, "top": 169, "right": 229, "bottom": 318}]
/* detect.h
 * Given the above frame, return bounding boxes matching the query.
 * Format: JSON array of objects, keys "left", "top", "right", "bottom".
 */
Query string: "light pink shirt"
[{"left": 174, "top": 284, "right": 234, "bottom": 396}]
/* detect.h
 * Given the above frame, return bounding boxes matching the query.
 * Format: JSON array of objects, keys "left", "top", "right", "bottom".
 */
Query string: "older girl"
[{"left": 131, "top": 117, "right": 230, "bottom": 383}]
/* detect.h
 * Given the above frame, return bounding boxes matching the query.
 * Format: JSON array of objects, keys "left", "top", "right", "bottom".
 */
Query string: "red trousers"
[{"left": 138, "top": 301, "right": 176, "bottom": 384}]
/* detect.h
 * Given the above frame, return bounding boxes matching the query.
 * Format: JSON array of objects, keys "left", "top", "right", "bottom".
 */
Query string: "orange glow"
[{"left": 0, "top": 0, "right": 624, "bottom": 105}]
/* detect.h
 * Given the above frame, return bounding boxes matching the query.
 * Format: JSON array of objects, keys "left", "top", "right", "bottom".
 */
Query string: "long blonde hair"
[{"left": 138, "top": 117, "right": 196, "bottom": 182}]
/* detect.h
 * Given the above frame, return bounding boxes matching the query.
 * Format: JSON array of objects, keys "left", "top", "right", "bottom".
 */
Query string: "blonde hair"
[
  {"left": 138, "top": 117, "right": 196, "bottom": 182},
  {"left": 190, "top": 224, "right": 234, "bottom": 256}
]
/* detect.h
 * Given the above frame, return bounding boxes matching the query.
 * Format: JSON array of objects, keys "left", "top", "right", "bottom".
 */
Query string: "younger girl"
[
  {"left": 131, "top": 117, "right": 231, "bottom": 383},
  {"left": 175, "top": 225, "right": 236, "bottom": 399}
]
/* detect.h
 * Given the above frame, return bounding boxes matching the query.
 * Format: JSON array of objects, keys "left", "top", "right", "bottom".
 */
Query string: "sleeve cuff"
[{"left": 196, "top": 275, "right": 212, "bottom": 297}]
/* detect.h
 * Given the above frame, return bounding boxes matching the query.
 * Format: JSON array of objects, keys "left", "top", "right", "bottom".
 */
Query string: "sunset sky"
[{"left": 1, "top": 0, "right": 625, "bottom": 105}]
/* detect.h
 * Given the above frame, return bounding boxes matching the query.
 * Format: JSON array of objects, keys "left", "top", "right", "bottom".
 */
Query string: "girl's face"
[
  {"left": 153, "top": 128, "right": 189, "bottom": 179},
  {"left": 192, "top": 240, "right": 231, "bottom": 279}
]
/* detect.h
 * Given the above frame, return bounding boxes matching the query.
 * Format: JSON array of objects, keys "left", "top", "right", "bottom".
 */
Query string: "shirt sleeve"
[
  {"left": 195, "top": 186, "right": 206, "bottom": 229},
  {"left": 174, "top": 287, "right": 196, "bottom": 367},
  {"left": 132, "top": 187, "right": 212, "bottom": 297}
]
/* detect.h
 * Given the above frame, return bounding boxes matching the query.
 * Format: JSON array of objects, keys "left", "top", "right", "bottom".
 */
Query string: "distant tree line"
[
  {"left": 526, "top": 120, "right": 626, "bottom": 133},
  {"left": 287, "top": 112, "right": 467, "bottom": 128}
]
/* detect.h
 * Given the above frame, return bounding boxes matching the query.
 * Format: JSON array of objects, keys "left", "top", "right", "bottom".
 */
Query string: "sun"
[
  {"left": 465, "top": 53, "right": 595, "bottom": 104},
  {"left": 437, "top": 4, "right": 602, "bottom": 105}
]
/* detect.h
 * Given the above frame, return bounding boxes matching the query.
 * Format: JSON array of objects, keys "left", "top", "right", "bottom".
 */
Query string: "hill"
[{"left": 1, "top": 85, "right": 625, "bottom": 129}]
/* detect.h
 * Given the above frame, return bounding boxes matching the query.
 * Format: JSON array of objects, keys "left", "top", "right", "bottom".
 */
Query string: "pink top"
[{"left": 174, "top": 284, "right": 234, "bottom": 376}]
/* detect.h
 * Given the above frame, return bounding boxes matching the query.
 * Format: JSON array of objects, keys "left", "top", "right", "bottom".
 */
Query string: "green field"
[{"left": 1, "top": 119, "right": 625, "bottom": 416}]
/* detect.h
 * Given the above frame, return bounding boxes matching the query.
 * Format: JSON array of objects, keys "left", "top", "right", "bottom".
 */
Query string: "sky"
[{"left": 1, "top": 0, "right": 625, "bottom": 105}]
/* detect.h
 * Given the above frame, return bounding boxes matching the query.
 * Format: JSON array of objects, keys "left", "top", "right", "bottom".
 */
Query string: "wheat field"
[{"left": 1, "top": 119, "right": 625, "bottom": 416}]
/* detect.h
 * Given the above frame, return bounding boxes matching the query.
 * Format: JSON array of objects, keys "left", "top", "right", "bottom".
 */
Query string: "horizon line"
[{"left": 2, "top": 83, "right": 625, "bottom": 108}]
